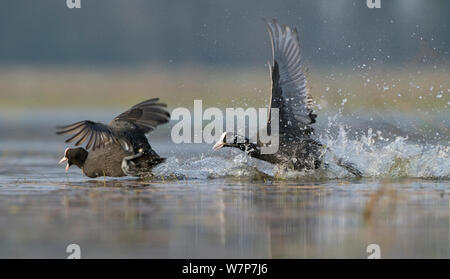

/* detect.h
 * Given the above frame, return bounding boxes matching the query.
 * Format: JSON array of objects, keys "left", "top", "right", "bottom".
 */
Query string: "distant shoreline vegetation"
[{"left": 0, "top": 65, "right": 448, "bottom": 111}]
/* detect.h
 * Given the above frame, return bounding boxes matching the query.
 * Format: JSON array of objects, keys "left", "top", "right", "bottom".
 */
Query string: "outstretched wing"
[
  {"left": 266, "top": 19, "right": 316, "bottom": 137},
  {"left": 56, "top": 98, "right": 170, "bottom": 151},
  {"left": 111, "top": 98, "right": 170, "bottom": 133},
  {"left": 56, "top": 120, "right": 118, "bottom": 150}
]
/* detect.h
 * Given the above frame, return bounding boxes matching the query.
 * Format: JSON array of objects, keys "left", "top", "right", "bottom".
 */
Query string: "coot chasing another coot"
[
  {"left": 57, "top": 98, "right": 170, "bottom": 178},
  {"left": 57, "top": 20, "right": 361, "bottom": 179},
  {"left": 213, "top": 20, "right": 361, "bottom": 176}
]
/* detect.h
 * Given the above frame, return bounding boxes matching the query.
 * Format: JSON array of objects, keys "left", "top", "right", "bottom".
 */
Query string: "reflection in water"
[{"left": 0, "top": 178, "right": 448, "bottom": 258}]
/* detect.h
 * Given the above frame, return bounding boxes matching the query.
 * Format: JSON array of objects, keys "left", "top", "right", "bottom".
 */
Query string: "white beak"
[
  {"left": 212, "top": 141, "right": 225, "bottom": 151},
  {"left": 59, "top": 157, "right": 68, "bottom": 164},
  {"left": 212, "top": 132, "right": 228, "bottom": 151},
  {"left": 59, "top": 156, "right": 70, "bottom": 172}
]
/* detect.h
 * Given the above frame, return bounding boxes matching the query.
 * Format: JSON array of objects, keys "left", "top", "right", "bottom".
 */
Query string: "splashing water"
[
  {"left": 153, "top": 150, "right": 274, "bottom": 180},
  {"left": 320, "top": 125, "right": 449, "bottom": 179},
  {"left": 151, "top": 118, "right": 449, "bottom": 181},
  {"left": 2, "top": 111, "right": 447, "bottom": 182}
]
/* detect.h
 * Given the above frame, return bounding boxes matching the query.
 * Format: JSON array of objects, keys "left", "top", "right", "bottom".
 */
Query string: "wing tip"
[{"left": 266, "top": 19, "right": 300, "bottom": 48}]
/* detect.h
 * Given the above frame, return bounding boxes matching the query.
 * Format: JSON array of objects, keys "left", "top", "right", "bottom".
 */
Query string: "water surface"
[{"left": 0, "top": 110, "right": 448, "bottom": 258}]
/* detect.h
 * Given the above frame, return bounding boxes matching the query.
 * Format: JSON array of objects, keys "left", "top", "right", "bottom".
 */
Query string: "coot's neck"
[{"left": 237, "top": 142, "right": 261, "bottom": 158}]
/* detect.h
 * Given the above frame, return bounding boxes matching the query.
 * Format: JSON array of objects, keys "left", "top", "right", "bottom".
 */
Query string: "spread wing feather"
[
  {"left": 112, "top": 98, "right": 170, "bottom": 133},
  {"left": 56, "top": 98, "right": 170, "bottom": 151},
  {"left": 56, "top": 120, "right": 117, "bottom": 150},
  {"left": 266, "top": 19, "right": 316, "bottom": 137}
]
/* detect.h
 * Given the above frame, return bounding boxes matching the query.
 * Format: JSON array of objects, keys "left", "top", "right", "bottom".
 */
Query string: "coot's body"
[
  {"left": 82, "top": 143, "right": 129, "bottom": 177},
  {"left": 57, "top": 98, "right": 170, "bottom": 177}
]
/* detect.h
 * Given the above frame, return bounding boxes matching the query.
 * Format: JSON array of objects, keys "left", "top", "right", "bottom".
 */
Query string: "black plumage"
[
  {"left": 213, "top": 20, "right": 361, "bottom": 176},
  {"left": 57, "top": 98, "right": 170, "bottom": 178}
]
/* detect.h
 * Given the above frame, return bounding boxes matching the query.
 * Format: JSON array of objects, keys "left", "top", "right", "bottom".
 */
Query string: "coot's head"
[
  {"left": 212, "top": 132, "right": 250, "bottom": 151},
  {"left": 59, "top": 147, "right": 88, "bottom": 172}
]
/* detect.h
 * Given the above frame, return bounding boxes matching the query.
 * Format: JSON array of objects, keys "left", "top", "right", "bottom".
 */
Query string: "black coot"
[
  {"left": 213, "top": 20, "right": 361, "bottom": 176},
  {"left": 57, "top": 98, "right": 170, "bottom": 177}
]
